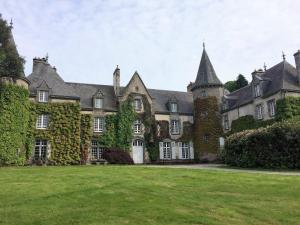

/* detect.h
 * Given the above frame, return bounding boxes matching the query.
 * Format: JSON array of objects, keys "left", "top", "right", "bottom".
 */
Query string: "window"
[
  {"left": 201, "top": 90, "right": 207, "bottom": 97},
  {"left": 94, "top": 117, "right": 104, "bottom": 132},
  {"left": 133, "top": 139, "right": 143, "bottom": 146},
  {"left": 222, "top": 100, "right": 229, "bottom": 110},
  {"left": 94, "top": 98, "right": 103, "bottom": 109},
  {"left": 254, "top": 84, "right": 261, "bottom": 97},
  {"left": 34, "top": 139, "right": 47, "bottom": 161},
  {"left": 133, "top": 119, "right": 142, "bottom": 134},
  {"left": 163, "top": 142, "right": 171, "bottom": 159},
  {"left": 36, "top": 115, "right": 49, "bottom": 129},
  {"left": 134, "top": 99, "right": 142, "bottom": 111},
  {"left": 255, "top": 104, "right": 263, "bottom": 120},
  {"left": 170, "top": 103, "right": 178, "bottom": 113},
  {"left": 171, "top": 120, "right": 180, "bottom": 134},
  {"left": 268, "top": 100, "right": 275, "bottom": 117},
  {"left": 182, "top": 142, "right": 190, "bottom": 159},
  {"left": 203, "top": 134, "right": 209, "bottom": 142},
  {"left": 91, "top": 140, "right": 104, "bottom": 160},
  {"left": 223, "top": 115, "right": 229, "bottom": 130},
  {"left": 38, "top": 91, "right": 49, "bottom": 102}
]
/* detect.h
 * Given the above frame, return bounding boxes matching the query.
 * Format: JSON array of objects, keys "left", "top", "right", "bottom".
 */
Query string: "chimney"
[
  {"left": 113, "top": 65, "right": 120, "bottom": 96},
  {"left": 294, "top": 50, "right": 300, "bottom": 84},
  {"left": 251, "top": 68, "right": 264, "bottom": 80},
  {"left": 32, "top": 57, "right": 49, "bottom": 73}
]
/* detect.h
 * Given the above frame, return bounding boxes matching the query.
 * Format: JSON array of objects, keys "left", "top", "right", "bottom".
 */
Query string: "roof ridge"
[{"left": 149, "top": 88, "right": 191, "bottom": 94}]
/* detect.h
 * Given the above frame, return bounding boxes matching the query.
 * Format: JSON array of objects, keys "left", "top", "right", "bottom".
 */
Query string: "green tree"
[
  {"left": 224, "top": 74, "right": 248, "bottom": 92},
  {"left": 0, "top": 17, "right": 25, "bottom": 77},
  {"left": 224, "top": 81, "right": 237, "bottom": 92}
]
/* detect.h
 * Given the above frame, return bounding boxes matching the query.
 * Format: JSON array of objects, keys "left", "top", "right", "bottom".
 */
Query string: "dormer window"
[
  {"left": 134, "top": 98, "right": 142, "bottom": 111},
  {"left": 170, "top": 103, "right": 178, "bottom": 113},
  {"left": 254, "top": 84, "right": 261, "bottom": 97},
  {"left": 94, "top": 98, "right": 103, "bottom": 109},
  {"left": 38, "top": 91, "right": 49, "bottom": 102}
]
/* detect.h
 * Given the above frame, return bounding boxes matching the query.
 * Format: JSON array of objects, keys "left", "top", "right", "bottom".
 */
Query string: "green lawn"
[{"left": 0, "top": 166, "right": 300, "bottom": 225}]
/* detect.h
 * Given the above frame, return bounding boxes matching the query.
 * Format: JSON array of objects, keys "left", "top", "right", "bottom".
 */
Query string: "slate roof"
[
  {"left": 27, "top": 60, "right": 79, "bottom": 99},
  {"left": 192, "top": 48, "right": 223, "bottom": 90},
  {"left": 66, "top": 82, "right": 194, "bottom": 114},
  {"left": 225, "top": 60, "right": 300, "bottom": 110}
]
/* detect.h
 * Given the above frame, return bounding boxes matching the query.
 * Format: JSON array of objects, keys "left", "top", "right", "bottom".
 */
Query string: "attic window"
[
  {"left": 94, "top": 98, "right": 103, "bottom": 109},
  {"left": 38, "top": 91, "right": 49, "bottom": 102},
  {"left": 134, "top": 98, "right": 142, "bottom": 111},
  {"left": 254, "top": 84, "right": 261, "bottom": 97},
  {"left": 170, "top": 103, "right": 178, "bottom": 113}
]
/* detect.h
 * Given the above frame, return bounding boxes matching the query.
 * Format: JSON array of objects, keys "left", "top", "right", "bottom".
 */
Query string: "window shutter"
[
  {"left": 171, "top": 142, "right": 176, "bottom": 159},
  {"left": 159, "top": 142, "right": 164, "bottom": 160},
  {"left": 190, "top": 141, "right": 194, "bottom": 159},
  {"left": 178, "top": 142, "right": 182, "bottom": 159}
]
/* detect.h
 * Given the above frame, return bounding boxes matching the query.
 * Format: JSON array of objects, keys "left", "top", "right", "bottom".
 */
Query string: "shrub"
[
  {"left": 103, "top": 148, "right": 134, "bottom": 164},
  {"left": 221, "top": 121, "right": 300, "bottom": 169}
]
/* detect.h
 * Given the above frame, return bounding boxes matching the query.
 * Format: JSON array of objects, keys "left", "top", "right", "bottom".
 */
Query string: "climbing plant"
[
  {"left": 0, "top": 84, "right": 30, "bottom": 165},
  {"left": 28, "top": 102, "right": 81, "bottom": 165},
  {"left": 80, "top": 114, "right": 92, "bottom": 164}
]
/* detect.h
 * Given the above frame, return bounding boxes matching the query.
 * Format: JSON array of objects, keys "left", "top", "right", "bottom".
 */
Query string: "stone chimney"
[
  {"left": 113, "top": 65, "right": 120, "bottom": 96},
  {"left": 294, "top": 50, "right": 300, "bottom": 84}
]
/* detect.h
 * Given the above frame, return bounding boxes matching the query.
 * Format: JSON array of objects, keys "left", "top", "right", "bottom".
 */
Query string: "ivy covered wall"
[
  {"left": 27, "top": 102, "right": 81, "bottom": 165},
  {"left": 276, "top": 96, "right": 300, "bottom": 121},
  {"left": 193, "top": 97, "right": 222, "bottom": 160},
  {"left": 0, "top": 84, "right": 30, "bottom": 165}
]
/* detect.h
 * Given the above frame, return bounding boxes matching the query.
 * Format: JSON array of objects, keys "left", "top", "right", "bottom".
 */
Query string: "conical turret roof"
[{"left": 192, "top": 47, "right": 222, "bottom": 90}]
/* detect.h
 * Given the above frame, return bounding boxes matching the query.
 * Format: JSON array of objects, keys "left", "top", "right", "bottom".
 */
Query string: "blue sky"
[{"left": 1, "top": 0, "right": 300, "bottom": 91}]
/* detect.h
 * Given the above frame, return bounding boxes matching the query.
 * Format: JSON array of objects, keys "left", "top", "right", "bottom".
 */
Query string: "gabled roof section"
[
  {"left": 27, "top": 59, "right": 79, "bottom": 99},
  {"left": 192, "top": 47, "right": 223, "bottom": 90}
]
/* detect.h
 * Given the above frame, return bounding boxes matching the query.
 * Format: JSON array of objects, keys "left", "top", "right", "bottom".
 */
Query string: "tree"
[
  {"left": 0, "top": 17, "right": 25, "bottom": 77},
  {"left": 236, "top": 74, "right": 248, "bottom": 89},
  {"left": 224, "top": 74, "right": 248, "bottom": 92}
]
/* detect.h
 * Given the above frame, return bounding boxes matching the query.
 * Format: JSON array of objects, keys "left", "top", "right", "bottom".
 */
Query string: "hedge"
[
  {"left": 103, "top": 148, "right": 134, "bottom": 164},
  {"left": 221, "top": 121, "right": 300, "bottom": 169}
]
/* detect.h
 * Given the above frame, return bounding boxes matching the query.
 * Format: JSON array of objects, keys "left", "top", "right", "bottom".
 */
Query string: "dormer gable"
[
  {"left": 167, "top": 95, "right": 179, "bottom": 113},
  {"left": 93, "top": 89, "right": 104, "bottom": 109}
]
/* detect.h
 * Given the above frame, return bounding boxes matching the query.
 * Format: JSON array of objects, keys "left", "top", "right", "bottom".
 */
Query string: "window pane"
[{"left": 94, "top": 98, "right": 103, "bottom": 109}]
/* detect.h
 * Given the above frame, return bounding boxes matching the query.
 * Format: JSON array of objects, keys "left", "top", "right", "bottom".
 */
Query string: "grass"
[{"left": 0, "top": 166, "right": 300, "bottom": 225}]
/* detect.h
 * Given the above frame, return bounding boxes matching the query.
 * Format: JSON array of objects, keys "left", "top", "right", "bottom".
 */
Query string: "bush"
[
  {"left": 221, "top": 121, "right": 300, "bottom": 169},
  {"left": 103, "top": 148, "right": 134, "bottom": 164}
]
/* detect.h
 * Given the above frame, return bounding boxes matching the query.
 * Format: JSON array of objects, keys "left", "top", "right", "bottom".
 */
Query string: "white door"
[{"left": 132, "top": 140, "right": 144, "bottom": 164}]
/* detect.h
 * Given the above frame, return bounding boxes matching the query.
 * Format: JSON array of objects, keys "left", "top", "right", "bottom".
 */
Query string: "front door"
[{"left": 132, "top": 140, "right": 144, "bottom": 164}]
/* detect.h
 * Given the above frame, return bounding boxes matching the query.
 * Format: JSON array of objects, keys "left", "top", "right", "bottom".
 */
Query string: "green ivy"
[
  {"left": 0, "top": 84, "right": 30, "bottom": 165},
  {"left": 28, "top": 102, "right": 81, "bottom": 165},
  {"left": 276, "top": 97, "right": 300, "bottom": 121},
  {"left": 99, "top": 99, "right": 136, "bottom": 151},
  {"left": 80, "top": 114, "right": 92, "bottom": 164}
]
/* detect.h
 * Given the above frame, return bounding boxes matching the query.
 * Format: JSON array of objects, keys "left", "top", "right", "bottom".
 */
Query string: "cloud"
[{"left": 1, "top": 0, "right": 300, "bottom": 91}]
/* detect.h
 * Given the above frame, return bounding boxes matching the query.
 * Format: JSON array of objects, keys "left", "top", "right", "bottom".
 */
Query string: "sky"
[{"left": 1, "top": 0, "right": 300, "bottom": 91}]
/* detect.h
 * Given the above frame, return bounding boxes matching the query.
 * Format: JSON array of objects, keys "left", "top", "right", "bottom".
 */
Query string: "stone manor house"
[
  {"left": 26, "top": 47, "right": 300, "bottom": 164},
  {"left": 5, "top": 27, "right": 300, "bottom": 164}
]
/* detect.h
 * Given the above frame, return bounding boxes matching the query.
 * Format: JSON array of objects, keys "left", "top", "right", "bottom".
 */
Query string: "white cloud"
[{"left": 1, "top": 0, "right": 300, "bottom": 91}]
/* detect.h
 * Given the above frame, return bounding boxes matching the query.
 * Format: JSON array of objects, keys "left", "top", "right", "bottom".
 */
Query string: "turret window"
[{"left": 171, "top": 120, "right": 180, "bottom": 134}]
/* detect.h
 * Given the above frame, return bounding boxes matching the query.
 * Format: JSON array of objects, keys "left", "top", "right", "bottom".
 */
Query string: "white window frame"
[
  {"left": 91, "top": 140, "right": 104, "bottom": 160},
  {"left": 133, "top": 139, "right": 143, "bottom": 147},
  {"left": 268, "top": 100, "right": 275, "bottom": 117},
  {"left": 94, "top": 98, "right": 103, "bottom": 109},
  {"left": 170, "top": 103, "right": 178, "bottom": 113},
  {"left": 171, "top": 120, "right": 180, "bottom": 135},
  {"left": 38, "top": 91, "right": 49, "bottom": 103},
  {"left": 34, "top": 139, "right": 47, "bottom": 161},
  {"left": 182, "top": 142, "right": 190, "bottom": 159},
  {"left": 36, "top": 114, "right": 49, "bottom": 129},
  {"left": 94, "top": 117, "right": 105, "bottom": 133},
  {"left": 133, "top": 119, "right": 142, "bottom": 134},
  {"left": 163, "top": 142, "right": 171, "bottom": 159},
  {"left": 134, "top": 99, "right": 142, "bottom": 111},
  {"left": 256, "top": 104, "right": 263, "bottom": 120},
  {"left": 254, "top": 84, "right": 261, "bottom": 97},
  {"left": 223, "top": 114, "right": 229, "bottom": 130}
]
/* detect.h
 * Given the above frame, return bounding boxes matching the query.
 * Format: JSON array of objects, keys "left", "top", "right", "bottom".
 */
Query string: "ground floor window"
[
  {"left": 163, "top": 142, "right": 171, "bottom": 159},
  {"left": 182, "top": 142, "right": 190, "bottom": 159},
  {"left": 91, "top": 140, "right": 104, "bottom": 160},
  {"left": 34, "top": 139, "right": 47, "bottom": 161}
]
